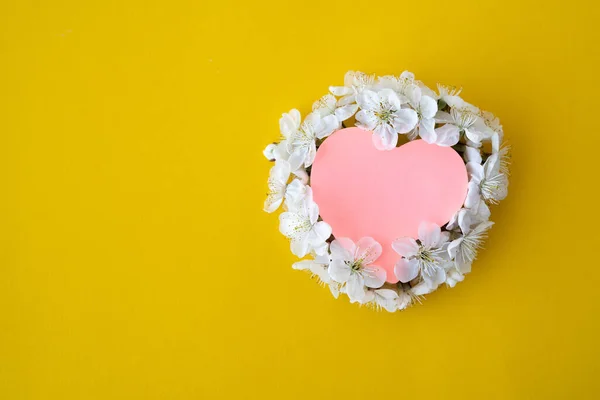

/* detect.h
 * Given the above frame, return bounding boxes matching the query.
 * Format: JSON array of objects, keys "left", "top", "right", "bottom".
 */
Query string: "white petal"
[
  {"left": 434, "top": 124, "right": 460, "bottom": 147},
  {"left": 288, "top": 147, "right": 308, "bottom": 172},
  {"left": 290, "top": 236, "right": 310, "bottom": 257},
  {"left": 328, "top": 259, "right": 351, "bottom": 283},
  {"left": 263, "top": 193, "right": 283, "bottom": 213},
  {"left": 378, "top": 88, "right": 402, "bottom": 109},
  {"left": 355, "top": 110, "right": 377, "bottom": 130},
  {"left": 464, "top": 181, "right": 481, "bottom": 210},
  {"left": 317, "top": 115, "right": 339, "bottom": 139},
  {"left": 263, "top": 143, "right": 277, "bottom": 160},
  {"left": 374, "top": 124, "right": 398, "bottom": 150},
  {"left": 362, "top": 265, "right": 386, "bottom": 288},
  {"left": 396, "top": 292, "right": 412, "bottom": 310},
  {"left": 284, "top": 179, "right": 306, "bottom": 208},
  {"left": 400, "top": 70, "right": 415, "bottom": 80},
  {"left": 334, "top": 104, "right": 358, "bottom": 121},
  {"left": 346, "top": 273, "right": 366, "bottom": 302},
  {"left": 447, "top": 238, "right": 463, "bottom": 260},
  {"left": 329, "top": 86, "right": 352, "bottom": 96},
  {"left": 411, "top": 281, "right": 434, "bottom": 296},
  {"left": 354, "top": 237, "right": 382, "bottom": 265},
  {"left": 464, "top": 146, "right": 482, "bottom": 164},
  {"left": 464, "top": 128, "right": 483, "bottom": 144},
  {"left": 279, "top": 109, "right": 301, "bottom": 138},
  {"left": 391, "top": 237, "right": 419, "bottom": 258},
  {"left": 309, "top": 221, "right": 332, "bottom": 244},
  {"left": 394, "top": 258, "right": 420, "bottom": 283},
  {"left": 418, "top": 123, "right": 437, "bottom": 144},
  {"left": 304, "top": 141, "right": 317, "bottom": 168},
  {"left": 312, "top": 241, "right": 329, "bottom": 257},
  {"left": 375, "top": 289, "right": 399, "bottom": 312},
  {"left": 292, "top": 260, "right": 313, "bottom": 271},
  {"left": 312, "top": 94, "right": 336, "bottom": 113},
  {"left": 337, "top": 94, "right": 356, "bottom": 106},
  {"left": 474, "top": 201, "right": 491, "bottom": 222},
  {"left": 458, "top": 260, "right": 472, "bottom": 274},
  {"left": 391, "top": 109, "right": 418, "bottom": 133},
  {"left": 330, "top": 238, "right": 355, "bottom": 262},
  {"left": 404, "top": 85, "right": 421, "bottom": 106},
  {"left": 418, "top": 221, "right": 442, "bottom": 248},
  {"left": 467, "top": 162, "right": 484, "bottom": 182},
  {"left": 434, "top": 111, "right": 454, "bottom": 123},
  {"left": 279, "top": 212, "right": 304, "bottom": 238},
  {"left": 356, "top": 90, "right": 379, "bottom": 110},
  {"left": 419, "top": 96, "right": 438, "bottom": 119}
]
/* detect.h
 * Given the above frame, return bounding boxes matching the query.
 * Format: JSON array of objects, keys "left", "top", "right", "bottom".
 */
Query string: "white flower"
[
  {"left": 392, "top": 222, "right": 449, "bottom": 288},
  {"left": 435, "top": 106, "right": 493, "bottom": 145},
  {"left": 362, "top": 288, "right": 399, "bottom": 312},
  {"left": 447, "top": 221, "right": 494, "bottom": 274},
  {"left": 447, "top": 208, "right": 472, "bottom": 234},
  {"left": 329, "top": 70, "right": 375, "bottom": 106},
  {"left": 406, "top": 89, "right": 439, "bottom": 144},
  {"left": 491, "top": 132, "right": 511, "bottom": 176},
  {"left": 279, "top": 188, "right": 332, "bottom": 258},
  {"left": 396, "top": 281, "right": 432, "bottom": 309},
  {"left": 444, "top": 269, "right": 465, "bottom": 288},
  {"left": 264, "top": 159, "right": 291, "bottom": 213},
  {"left": 327, "top": 237, "right": 387, "bottom": 302},
  {"left": 263, "top": 143, "right": 277, "bottom": 161},
  {"left": 466, "top": 153, "right": 508, "bottom": 205},
  {"left": 283, "top": 178, "right": 307, "bottom": 211},
  {"left": 293, "top": 254, "right": 340, "bottom": 298},
  {"left": 312, "top": 94, "right": 358, "bottom": 128},
  {"left": 377, "top": 71, "right": 417, "bottom": 99},
  {"left": 355, "top": 89, "right": 418, "bottom": 150},
  {"left": 279, "top": 109, "right": 337, "bottom": 169},
  {"left": 418, "top": 83, "right": 464, "bottom": 108}
]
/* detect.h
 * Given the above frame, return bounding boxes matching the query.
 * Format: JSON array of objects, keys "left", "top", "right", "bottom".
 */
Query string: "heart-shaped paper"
[{"left": 311, "top": 128, "right": 468, "bottom": 283}]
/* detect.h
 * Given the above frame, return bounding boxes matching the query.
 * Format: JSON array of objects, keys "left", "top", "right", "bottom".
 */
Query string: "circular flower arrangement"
[{"left": 263, "top": 70, "right": 510, "bottom": 312}]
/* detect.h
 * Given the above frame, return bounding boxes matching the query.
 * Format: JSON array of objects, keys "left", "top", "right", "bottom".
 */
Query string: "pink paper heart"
[{"left": 311, "top": 128, "right": 468, "bottom": 283}]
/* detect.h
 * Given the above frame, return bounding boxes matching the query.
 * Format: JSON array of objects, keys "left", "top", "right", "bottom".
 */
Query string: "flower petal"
[
  {"left": 464, "top": 181, "right": 481, "bottom": 210},
  {"left": 263, "top": 143, "right": 277, "bottom": 160},
  {"left": 418, "top": 123, "right": 437, "bottom": 144},
  {"left": 355, "top": 110, "right": 377, "bottom": 131},
  {"left": 392, "top": 109, "right": 418, "bottom": 133},
  {"left": 356, "top": 90, "right": 380, "bottom": 110},
  {"left": 374, "top": 124, "right": 398, "bottom": 150},
  {"left": 391, "top": 237, "right": 419, "bottom": 258},
  {"left": 329, "top": 85, "right": 352, "bottom": 96},
  {"left": 330, "top": 238, "right": 356, "bottom": 262},
  {"left": 362, "top": 265, "right": 386, "bottom": 288},
  {"left": 419, "top": 95, "right": 438, "bottom": 119},
  {"left": 394, "top": 258, "right": 420, "bottom": 283},
  {"left": 375, "top": 289, "right": 399, "bottom": 312},
  {"left": 309, "top": 221, "right": 332, "bottom": 244},
  {"left": 328, "top": 259, "right": 351, "bottom": 283},
  {"left": 418, "top": 221, "right": 442, "bottom": 248},
  {"left": 434, "top": 124, "right": 460, "bottom": 147},
  {"left": 279, "top": 212, "right": 305, "bottom": 238},
  {"left": 290, "top": 236, "right": 310, "bottom": 258},
  {"left": 378, "top": 88, "right": 402, "bottom": 110},
  {"left": 355, "top": 237, "right": 382, "bottom": 265},
  {"left": 346, "top": 273, "right": 366, "bottom": 302},
  {"left": 335, "top": 104, "right": 359, "bottom": 121},
  {"left": 447, "top": 238, "right": 463, "bottom": 260},
  {"left": 279, "top": 109, "right": 301, "bottom": 138},
  {"left": 263, "top": 193, "right": 283, "bottom": 213}
]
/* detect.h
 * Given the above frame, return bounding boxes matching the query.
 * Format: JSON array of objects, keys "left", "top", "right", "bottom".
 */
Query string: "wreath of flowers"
[{"left": 263, "top": 70, "right": 510, "bottom": 312}]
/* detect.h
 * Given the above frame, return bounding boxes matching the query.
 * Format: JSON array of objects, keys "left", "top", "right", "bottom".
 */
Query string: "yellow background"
[{"left": 1, "top": 0, "right": 599, "bottom": 398}]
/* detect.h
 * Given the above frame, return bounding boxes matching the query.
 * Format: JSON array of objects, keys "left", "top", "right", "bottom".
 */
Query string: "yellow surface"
[{"left": 1, "top": 0, "right": 599, "bottom": 399}]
